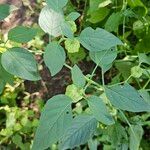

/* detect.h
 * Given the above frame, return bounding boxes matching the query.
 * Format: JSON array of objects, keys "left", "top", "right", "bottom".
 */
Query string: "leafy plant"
[{"left": 0, "top": 0, "right": 150, "bottom": 150}]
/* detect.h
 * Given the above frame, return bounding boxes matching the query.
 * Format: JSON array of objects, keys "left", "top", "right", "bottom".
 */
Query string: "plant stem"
[
  {"left": 64, "top": 63, "right": 72, "bottom": 70},
  {"left": 83, "top": 64, "right": 99, "bottom": 91},
  {"left": 64, "top": 63, "right": 103, "bottom": 90},
  {"left": 143, "top": 78, "right": 150, "bottom": 89},
  {"left": 108, "top": 75, "right": 132, "bottom": 87},
  {"left": 102, "top": 68, "right": 105, "bottom": 86},
  {"left": 119, "top": 110, "right": 137, "bottom": 139},
  {"left": 79, "top": 0, "right": 88, "bottom": 32}
]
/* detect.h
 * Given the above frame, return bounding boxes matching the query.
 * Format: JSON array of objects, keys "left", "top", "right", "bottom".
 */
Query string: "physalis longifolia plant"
[{"left": 0, "top": 1, "right": 150, "bottom": 150}]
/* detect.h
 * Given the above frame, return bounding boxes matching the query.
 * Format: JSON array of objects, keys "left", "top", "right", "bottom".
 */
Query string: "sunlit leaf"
[
  {"left": 39, "top": 6, "right": 64, "bottom": 37},
  {"left": 1, "top": 48, "right": 40, "bottom": 81}
]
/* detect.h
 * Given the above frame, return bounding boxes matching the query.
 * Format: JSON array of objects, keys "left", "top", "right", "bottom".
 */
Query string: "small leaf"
[
  {"left": 89, "top": 48, "right": 117, "bottom": 71},
  {"left": 105, "top": 12, "right": 123, "bottom": 32},
  {"left": 139, "top": 89, "right": 150, "bottom": 104},
  {"left": 129, "top": 125, "right": 143, "bottom": 150},
  {"left": 0, "top": 4, "right": 10, "bottom": 20},
  {"left": 39, "top": 6, "right": 64, "bottom": 37},
  {"left": 107, "top": 122, "right": 128, "bottom": 147},
  {"left": 88, "top": 96, "right": 115, "bottom": 125},
  {"left": 88, "top": 8, "right": 110, "bottom": 24},
  {"left": 88, "top": 139, "right": 98, "bottom": 150},
  {"left": 66, "top": 12, "right": 80, "bottom": 21},
  {"left": 8, "top": 26, "right": 37, "bottom": 43},
  {"left": 59, "top": 114, "right": 97, "bottom": 150},
  {"left": 65, "top": 38, "right": 80, "bottom": 53},
  {"left": 12, "top": 134, "right": 24, "bottom": 149},
  {"left": 99, "top": 0, "right": 112, "bottom": 8},
  {"left": 131, "top": 66, "right": 143, "bottom": 78},
  {"left": 32, "top": 95, "right": 72, "bottom": 150},
  {"left": 115, "top": 61, "right": 134, "bottom": 80},
  {"left": 1, "top": 47, "right": 40, "bottom": 81},
  {"left": 138, "top": 53, "right": 150, "bottom": 65},
  {"left": 65, "top": 84, "right": 83, "bottom": 103},
  {"left": 46, "top": 0, "right": 68, "bottom": 12},
  {"left": 68, "top": 48, "right": 86, "bottom": 64},
  {"left": 68, "top": 21, "right": 77, "bottom": 33},
  {"left": 44, "top": 42, "right": 66, "bottom": 76},
  {"left": 134, "top": 31, "right": 150, "bottom": 53},
  {"left": 79, "top": 27, "right": 123, "bottom": 51},
  {"left": 71, "top": 65, "right": 85, "bottom": 88},
  {"left": 105, "top": 83, "right": 150, "bottom": 112}
]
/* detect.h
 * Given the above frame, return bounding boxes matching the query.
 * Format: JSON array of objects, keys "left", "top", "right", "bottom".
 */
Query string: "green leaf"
[
  {"left": 66, "top": 12, "right": 80, "bottom": 21},
  {"left": 79, "top": 27, "right": 123, "bottom": 51},
  {"left": 89, "top": 48, "right": 117, "bottom": 71},
  {"left": 89, "top": 0, "right": 103, "bottom": 12},
  {"left": 46, "top": 0, "right": 68, "bottom": 12},
  {"left": 0, "top": 4, "right": 10, "bottom": 20},
  {"left": 32, "top": 94, "right": 72, "bottom": 150},
  {"left": 68, "top": 48, "right": 86, "bottom": 64},
  {"left": 8, "top": 26, "right": 37, "bottom": 43},
  {"left": 1, "top": 47, "right": 40, "bottom": 81},
  {"left": 127, "top": 0, "right": 145, "bottom": 7},
  {"left": 39, "top": 6, "right": 64, "bottom": 37},
  {"left": 127, "top": 0, "right": 147, "bottom": 16},
  {"left": 133, "top": 20, "right": 146, "bottom": 38},
  {"left": 129, "top": 125, "right": 143, "bottom": 150},
  {"left": 0, "top": 56, "right": 14, "bottom": 93},
  {"left": 65, "top": 84, "right": 83, "bottom": 103},
  {"left": 0, "top": 82, "right": 5, "bottom": 94},
  {"left": 105, "top": 83, "right": 150, "bottom": 112},
  {"left": 99, "top": 0, "right": 112, "bottom": 8},
  {"left": 65, "top": 38, "right": 80, "bottom": 53},
  {"left": 105, "top": 12, "right": 123, "bottom": 32},
  {"left": 12, "top": 134, "right": 24, "bottom": 149},
  {"left": 131, "top": 66, "right": 143, "bottom": 78},
  {"left": 67, "top": 21, "right": 77, "bottom": 33},
  {"left": 88, "top": 8, "right": 110, "bottom": 24},
  {"left": 88, "top": 96, "right": 115, "bottom": 125},
  {"left": 139, "top": 89, "right": 150, "bottom": 104},
  {"left": 61, "top": 21, "right": 74, "bottom": 38},
  {"left": 107, "top": 122, "right": 128, "bottom": 147},
  {"left": 88, "top": 139, "right": 98, "bottom": 150},
  {"left": 115, "top": 61, "right": 134, "bottom": 80},
  {"left": 138, "top": 53, "right": 150, "bottom": 65},
  {"left": 134, "top": 30, "right": 150, "bottom": 53},
  {"left": 59, "top": 114, "right": 97, "bottom": 150},
  {"left": 44, "top": 42, "right": 66, "bottom": 76},
  {"left": 71, "top": 65, "right": 85, "bottom": 88}
]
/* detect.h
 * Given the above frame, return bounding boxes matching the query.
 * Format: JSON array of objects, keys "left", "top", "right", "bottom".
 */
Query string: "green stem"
[
  {"left": 119, "top": 110, "right": 137, "bottom": 139},
  {"left": 102, "top": 68, "right": 105, "bottom": 86},
  {"left": 79, "top": 0, "right": 88, "bottom": 33},
  {"left": 83, "top": 64, "right": 99, "bottom": 91},
  {"left": 91, "top": 64, "right": 98, "bottom": 79},
  {"left": 143, "top": 78, "right": 150, "bottom": 89},
  {"left": 108, "top": 75, "right": 132, "bottom": 87},
  {"left": 64, "top": 63, "right": 103, "bottom": 90},
  {"left": 64, "top": 63, "right": 72, "bottom": 70}
]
